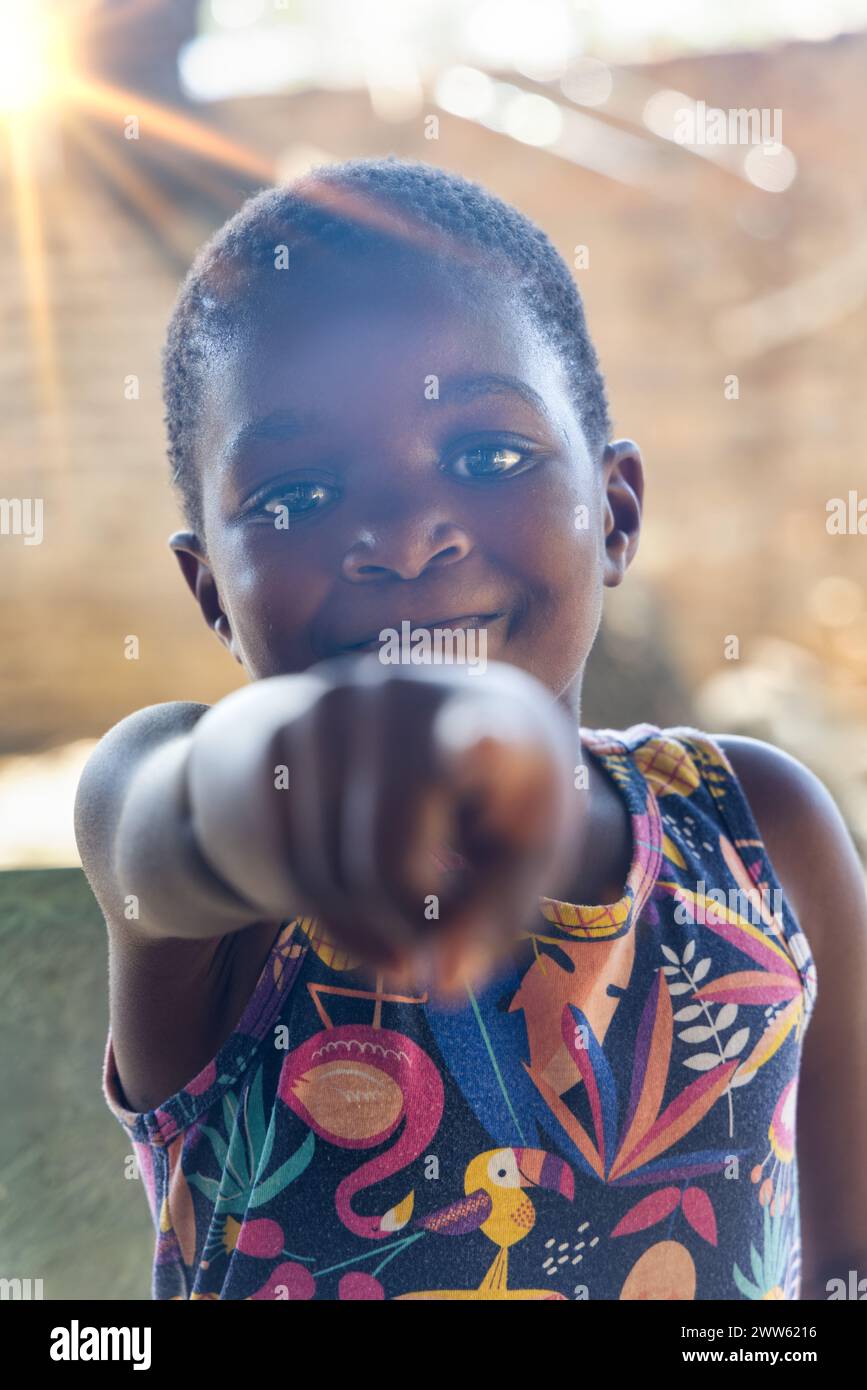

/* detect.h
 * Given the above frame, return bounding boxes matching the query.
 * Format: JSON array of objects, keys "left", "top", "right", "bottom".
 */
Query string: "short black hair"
[{"left": 162, "top": 155, "right": 611, "bottom": 538}]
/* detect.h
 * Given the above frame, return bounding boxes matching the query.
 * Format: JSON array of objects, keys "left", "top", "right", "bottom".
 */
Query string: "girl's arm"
[
  {"left": 74, "top": 699, "right": 274, "bottom": 942},
  {"left": 74, "top": 699, "right": 282, "bottom": 1114},
  {"left": 717, "top": 735, "right": 867, "bottom": 1301},
  {"left": 76, "top": 664, "right": 576, "bottom": 1112}
]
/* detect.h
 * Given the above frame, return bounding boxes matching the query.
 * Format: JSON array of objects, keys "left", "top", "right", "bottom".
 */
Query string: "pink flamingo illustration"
[{"left": 277, "top": 978, "right": 444, "bottom": 1240}]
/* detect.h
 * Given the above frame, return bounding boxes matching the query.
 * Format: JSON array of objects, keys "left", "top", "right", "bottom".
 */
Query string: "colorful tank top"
[{"left": 102, "top": 724, "right": 817, "bottom": 1301}]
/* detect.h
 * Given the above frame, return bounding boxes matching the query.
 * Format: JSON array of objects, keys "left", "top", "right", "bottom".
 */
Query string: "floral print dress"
[{"left": 102, "top": 724, "right": 817, "bottom": 1300}]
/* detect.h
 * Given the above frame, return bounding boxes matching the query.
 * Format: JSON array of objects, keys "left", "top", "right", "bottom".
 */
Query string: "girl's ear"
[
  {"left": 601, "top": 440, "right": 643, "bottom": 587},
  {"left": 168, "top": 531, "right": 243, "bottom": 665}
]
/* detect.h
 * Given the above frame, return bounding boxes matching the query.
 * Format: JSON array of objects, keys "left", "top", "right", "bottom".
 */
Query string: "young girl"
[{"left": 76, "top": 156, "right": 867, "bottom": 1301}]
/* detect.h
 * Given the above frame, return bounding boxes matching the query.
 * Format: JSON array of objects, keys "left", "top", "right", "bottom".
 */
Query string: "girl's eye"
[
  {"left": 447, "top": 445, "right": 534, "bottom": 480},
  {"left": 254, "top": 481, "right": 336, "bottom": 518}
]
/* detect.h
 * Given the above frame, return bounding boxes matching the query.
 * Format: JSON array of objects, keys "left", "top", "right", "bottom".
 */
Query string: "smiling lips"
[{"left": 337, "top": 611, "right": 507, "bottom": 653}]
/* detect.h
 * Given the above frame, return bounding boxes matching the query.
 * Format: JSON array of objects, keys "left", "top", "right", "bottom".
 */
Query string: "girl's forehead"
[{"left": 211, "top": 272, "right": 571, "bottom": 430}]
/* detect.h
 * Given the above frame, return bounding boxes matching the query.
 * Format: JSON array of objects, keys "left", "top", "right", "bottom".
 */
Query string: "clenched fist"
[{"left": 186, "top": 656, "right": 584, "bottom": 1001}]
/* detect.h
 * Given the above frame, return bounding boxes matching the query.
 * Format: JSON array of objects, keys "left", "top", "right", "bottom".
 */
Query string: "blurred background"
[{"left": 1, "top": 0, "right": 866, "bottom": 1297}]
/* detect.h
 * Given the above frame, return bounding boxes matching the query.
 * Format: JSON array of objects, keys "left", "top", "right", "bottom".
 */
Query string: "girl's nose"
[{"left": 341, "top": 519, "right": 472, "bottom": 583}]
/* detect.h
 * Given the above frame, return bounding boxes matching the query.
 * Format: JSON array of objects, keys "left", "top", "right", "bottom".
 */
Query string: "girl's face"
[{"left": 171, "top": 261, "right": 642, "bottom": 705}]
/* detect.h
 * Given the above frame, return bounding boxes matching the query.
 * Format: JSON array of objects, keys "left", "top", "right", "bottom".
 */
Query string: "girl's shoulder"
[
  {"left": 582, "top": 722, "right": 858, "bottom": 971},
  {"left": 74, "top": 701, "right": 211, "bottom": 896},
  {"left": 583, "top": 720, "right": 845, "bottom": 853},
  {"left": 643, "top": 726, "right": 859, "bottom": 978},
  {"left": 709, "top": 732, "right": 863, "bottom": 969}
]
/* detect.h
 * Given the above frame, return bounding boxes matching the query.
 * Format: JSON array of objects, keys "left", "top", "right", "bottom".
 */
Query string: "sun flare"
[{"left": 0, "top": 0, "right": 71, "bottom": 116}]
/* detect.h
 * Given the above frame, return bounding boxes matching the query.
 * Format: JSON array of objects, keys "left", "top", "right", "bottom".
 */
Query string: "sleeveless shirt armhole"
[
  {"left": 659, "top": 725, "right": 818, "bottom": 1015},
  {"left": 100, "top": 919, "right": 308, "bottom": 1148}
]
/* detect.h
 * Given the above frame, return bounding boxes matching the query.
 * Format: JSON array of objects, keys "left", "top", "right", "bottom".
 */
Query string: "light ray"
[
  {"left": 68, "top": 74, "right": 277, "bottom": 183},
  {"left": 68, "top": 77, "right": 489, "bottom": 266},
  {"left": 6, "top": 119, "right": 62, "bottom": 430},
  {"left": 66, "top": 112, "right": 204, "bottom": 265}
]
